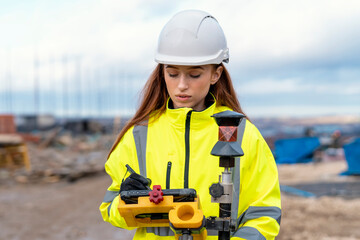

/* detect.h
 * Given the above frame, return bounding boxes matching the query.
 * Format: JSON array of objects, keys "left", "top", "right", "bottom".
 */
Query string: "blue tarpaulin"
[
  {"left": 274, "top": 137, "right": 321, "bottom": 164},
  {"left": 280, "top": 185, "right": 316, "bottom": 198},
  {"left": 341, "top": 138, "right": 360, "bottom": 175}
]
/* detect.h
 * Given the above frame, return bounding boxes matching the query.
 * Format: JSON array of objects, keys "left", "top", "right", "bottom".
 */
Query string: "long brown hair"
[{"left": 108, "top": 63, "right": 246, "bottom": 155}]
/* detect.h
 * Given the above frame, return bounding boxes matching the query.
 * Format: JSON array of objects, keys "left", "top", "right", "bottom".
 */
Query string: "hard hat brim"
[{"left": 155, "top": 49, "right": 229, "bottom": 66}]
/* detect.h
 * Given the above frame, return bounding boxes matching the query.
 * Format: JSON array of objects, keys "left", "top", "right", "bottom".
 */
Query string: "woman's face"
[{"left": 164, "top": 64, "right": 223, "bottom": 111}]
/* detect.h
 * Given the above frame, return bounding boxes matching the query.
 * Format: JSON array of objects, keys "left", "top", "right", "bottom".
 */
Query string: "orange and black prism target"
[
  {"left": 210, "top": 110, "right": 245, "bottom": 158},
  {"left": 219, "top": 126, "right": 238, "bottom": 142}
]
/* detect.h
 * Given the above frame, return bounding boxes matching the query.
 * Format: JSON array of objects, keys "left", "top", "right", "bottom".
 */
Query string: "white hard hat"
[{"left": 155, "top": 10, "right": 229, "bottom": 66}]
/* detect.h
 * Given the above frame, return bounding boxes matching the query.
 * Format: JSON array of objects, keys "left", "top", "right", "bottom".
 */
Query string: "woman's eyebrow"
[
  {"left": 165, "top": 66, "right": 204, "bottom": 70},
  {"left": 165, "top": 66, "right": 177, "bottom": 69},
  {"left": 188, "top": 66, "right": 204, "bottom": 70}
]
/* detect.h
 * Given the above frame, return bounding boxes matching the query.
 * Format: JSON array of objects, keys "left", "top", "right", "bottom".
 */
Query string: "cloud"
[
  {"left": 0, "top": 0, "right": 359, "bottom": 116},
  {"left": 190, "top": 0, "right": 360, "bottom": 79},
  {"left": 240, "top": 73, "right": 360, "bottom": 96},
  {"left": 245, "top": 105, "right": 359, "bottom": 117},
  {"left": 2, "top": 0, "right": 360, "bottom": 71},
  {"left": 240, "top": 78, "right": 302, "bottom": 94}
]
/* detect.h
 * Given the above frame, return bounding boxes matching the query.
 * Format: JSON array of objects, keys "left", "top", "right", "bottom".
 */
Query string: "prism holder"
[
  {"left": 208, "top": 110, "right": 246, "bottom": 240},
  {"left": 211, "top": 110, "right": 245, "bottom": 167}
]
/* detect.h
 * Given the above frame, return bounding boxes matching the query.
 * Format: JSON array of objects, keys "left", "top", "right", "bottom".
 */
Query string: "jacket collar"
[{"left": 164, "top": 94, "right": 218, "bottom": 129}]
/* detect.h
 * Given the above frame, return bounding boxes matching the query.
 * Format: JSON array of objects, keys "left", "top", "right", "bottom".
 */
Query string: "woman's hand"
[{"left": 120, "top": 173, "right": 151, "bottom": 192}]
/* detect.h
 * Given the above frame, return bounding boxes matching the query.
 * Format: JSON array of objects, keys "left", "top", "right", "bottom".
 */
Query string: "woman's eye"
[
  {"left": 190, "top": 74, "right": 201, "bottom": 78},
  {"left": 168, "top": 73, "right": 178, "bottom": 78}
]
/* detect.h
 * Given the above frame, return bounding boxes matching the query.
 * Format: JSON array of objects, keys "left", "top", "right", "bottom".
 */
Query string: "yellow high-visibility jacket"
[{"left": 100, "top": 99, "right": 281, "bottom": 240}]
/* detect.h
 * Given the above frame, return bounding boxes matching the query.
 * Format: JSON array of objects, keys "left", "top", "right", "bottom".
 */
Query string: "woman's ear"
[{"left": 211, "top": 66, "right": 223, "bottom": 85}]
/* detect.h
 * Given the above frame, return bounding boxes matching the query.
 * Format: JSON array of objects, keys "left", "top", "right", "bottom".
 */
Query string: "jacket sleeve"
[
  {"left": 99, "top": 127, "right": 138, "bottom": 229},
  {"left": 231, "top": 121, "right": 281, "bottom": 240}
]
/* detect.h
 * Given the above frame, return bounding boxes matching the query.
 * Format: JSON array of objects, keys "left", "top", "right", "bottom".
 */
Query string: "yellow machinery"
[
  {"left": 0, "top": 141, "right": 31, "bottom": 171},
  {"left": 0, "top": 115, "right": 31, "bottom": 172}
]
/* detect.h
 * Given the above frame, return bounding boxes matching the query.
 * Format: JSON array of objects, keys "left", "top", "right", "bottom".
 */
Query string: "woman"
[{"left": 100, "top": 10, "right": 281, "bottom": 240}]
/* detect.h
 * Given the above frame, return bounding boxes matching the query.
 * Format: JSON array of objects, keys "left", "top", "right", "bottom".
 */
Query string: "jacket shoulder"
[
  {"left": 242, "top": 120, "right": 274, "bottom": 158},
  {"left": 111, "top": 125, "right": 136, "bottom": 156},
  {"left": 214, "top": 105, "right": 232, "bottom": 113},
  {"left": 243, "top": 120, "right": 263, "bottom": 139}
]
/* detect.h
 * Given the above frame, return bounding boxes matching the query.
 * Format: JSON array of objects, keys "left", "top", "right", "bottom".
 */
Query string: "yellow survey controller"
[{"left": 118, "top": 185, "right": 207, "bottom": 240}]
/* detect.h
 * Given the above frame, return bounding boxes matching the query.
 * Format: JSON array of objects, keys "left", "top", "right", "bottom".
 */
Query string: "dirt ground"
[
  {"left": 277, "top": 161, "right": 360, "bottom": 240},
  {"left": 0, "top": 173, "right": 135, "bottom": 240},
  {"left": 1, "top": 159, "right": 360, "bottom": 240}
]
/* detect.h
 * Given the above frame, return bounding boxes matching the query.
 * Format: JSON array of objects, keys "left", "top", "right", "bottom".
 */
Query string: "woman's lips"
[{"left": 176, "top": 95, "right": 191, "bottom": 101}]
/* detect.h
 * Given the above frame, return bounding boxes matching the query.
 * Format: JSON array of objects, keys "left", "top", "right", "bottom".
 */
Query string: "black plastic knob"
[{"left": 209, "top": 183, "right": 224, "bottom": 198}]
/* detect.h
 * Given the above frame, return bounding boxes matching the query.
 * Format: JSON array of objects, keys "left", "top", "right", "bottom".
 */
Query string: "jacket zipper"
[
  {"left": 166, "top": 161, "right": 172, "bottom": 189},
  {"left": 184, "top": 110, "right": 192, "bottom": 188}
]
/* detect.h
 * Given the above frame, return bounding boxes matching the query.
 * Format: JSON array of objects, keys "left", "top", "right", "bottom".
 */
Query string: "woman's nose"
[{"left": 178, "top": 76, "right": 188, "bottom": 91}]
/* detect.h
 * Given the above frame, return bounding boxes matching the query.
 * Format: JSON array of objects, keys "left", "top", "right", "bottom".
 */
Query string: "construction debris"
[
  {"left": 0, "top": 132, "right": 115, "bottom": 184},
  {"left": 38, "top": 127, "right": 62, "bottom": 149}
]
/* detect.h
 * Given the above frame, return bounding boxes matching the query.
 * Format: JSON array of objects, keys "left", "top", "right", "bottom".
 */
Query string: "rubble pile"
[{"left": 0, "top": 131, "right": 116, "bottom": 184}]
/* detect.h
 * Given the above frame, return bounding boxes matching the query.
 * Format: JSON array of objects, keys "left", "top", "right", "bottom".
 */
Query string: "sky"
[{"left": 0, "top": 0, "right": 359, "bottom": 118}]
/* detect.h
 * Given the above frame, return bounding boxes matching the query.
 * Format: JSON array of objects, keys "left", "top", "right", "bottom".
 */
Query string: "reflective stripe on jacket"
[{"left": 99, "top": 99, "right": 281, "bottom": 239}]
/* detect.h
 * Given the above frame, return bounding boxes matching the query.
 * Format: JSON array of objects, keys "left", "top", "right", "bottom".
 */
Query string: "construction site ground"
[{"left": 1, "top": 148, "right": 360, "bottom": 240}]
